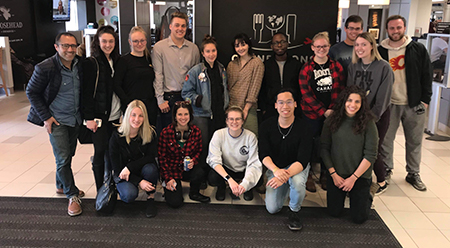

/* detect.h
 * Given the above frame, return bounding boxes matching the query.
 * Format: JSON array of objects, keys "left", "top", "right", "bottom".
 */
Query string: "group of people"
[{"left": 26, "top": 12, "right": 432, "bottom": 231}]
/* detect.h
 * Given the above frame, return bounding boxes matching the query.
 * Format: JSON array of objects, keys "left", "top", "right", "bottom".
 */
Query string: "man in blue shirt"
[{"left": 27, "top": 32, "right": 84, "bottom": 216}]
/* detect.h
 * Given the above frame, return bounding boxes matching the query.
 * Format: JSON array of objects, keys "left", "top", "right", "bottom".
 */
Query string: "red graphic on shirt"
[{"left": 389, "top": 55, "right": 405, "bottom": 71}]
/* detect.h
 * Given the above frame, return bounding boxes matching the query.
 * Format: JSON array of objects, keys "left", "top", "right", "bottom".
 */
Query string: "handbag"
[
  {"left": 95, "top": 171, "right": 117, "bottom": 214},
  {"left": 78, "top": 57, "right": 99, "bottom": 144}
]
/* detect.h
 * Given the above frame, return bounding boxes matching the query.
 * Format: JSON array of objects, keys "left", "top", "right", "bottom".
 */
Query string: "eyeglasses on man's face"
[
  {"left": 272, "top": 40, "right": 288, "bottom": 46},
  {"left": 58, "top": 44, "right": 77, "bottom": 50}
]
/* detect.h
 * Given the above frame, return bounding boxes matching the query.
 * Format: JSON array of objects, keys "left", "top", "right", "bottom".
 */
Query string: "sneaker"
[
  {"left": 406, "top": 173, "right": 427, "bottom": 191},
  {"left": 375, "top": 182, "right": 389, "bottom": 195},
  {"left": 67, "top": 196, "right": 82, "bottom": 216},
  {"left": 288, "top": 209, "right": 302, "bottom": 231},
  {"left": 306, "top": 173, "right": 316, "bottom": 192},
  {"left": 56, "top": 188, "right": 85, "bottom": 198},
  {"left": 215, "top": 187, "right": 226, "bottom": 201},
  {"left": 189, "top": 192, "right": 211, "bottom": 203},
  {"left": 243, "top": 190, "right": 253, "bottom": 201},
  {"left": 146, "top": 198, "right": 157, "bottom": 218}
]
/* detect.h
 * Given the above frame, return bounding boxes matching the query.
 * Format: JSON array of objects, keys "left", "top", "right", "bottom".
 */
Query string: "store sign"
[
  {"left": 0, "top": 0, "right": 34, "bottom": 57},
  {"left": 212, "top": 0, "right": 338, "bottom": 66}
]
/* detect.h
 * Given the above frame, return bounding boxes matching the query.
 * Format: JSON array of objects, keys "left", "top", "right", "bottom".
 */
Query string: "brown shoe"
[
  {"left": 56, "top": 188, "right": 85, "bottom": 198},
  {"left": 68, "top": 196, "right": 82, "bottom": 216},
  {"left": 306, "top": 173, "right": 316, "bottom": 192}
]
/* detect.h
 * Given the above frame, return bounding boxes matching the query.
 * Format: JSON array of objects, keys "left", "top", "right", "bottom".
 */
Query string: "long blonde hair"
[
  {"left": 128, "top": 26, "right": 151, "bottom": 59},
  {"left": 118, "top": 100, "right": 155, "bottom": 145},
  {"left": 352, "top": 32, "right": 382, "bottom": 64}
]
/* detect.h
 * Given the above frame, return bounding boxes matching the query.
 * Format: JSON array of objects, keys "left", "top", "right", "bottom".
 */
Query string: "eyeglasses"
[
  {"left": 347, "top": 27, "right": 362, "bottom": 31},
  {"left": 271, "top": 40, "right": 288, "bottom": 46},
  {"left": 131, "top": 39, "right": 147, "bottom": 44},
  {"left": 312, "top": 45, "right": 329, "bottom": 50},
  {"left": 58, "top": 44, "right": 77, "bottom": 49},
  {"left": 227, "top": 117, "right": 243, "bottom": 122},
  {"left": 276, "top": 100, "right": 295, "bottom": 106},
  {"left": 175, "top": 101, "right": 191, "bottom": 106}
]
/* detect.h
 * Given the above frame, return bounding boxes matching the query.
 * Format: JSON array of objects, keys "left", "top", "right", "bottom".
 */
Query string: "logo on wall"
[
  {"left": 252, "top": 13, "right": 305, "bottom": 52},
  {"left": 0, "top": 5, "right": 23, "bottom": 32}
]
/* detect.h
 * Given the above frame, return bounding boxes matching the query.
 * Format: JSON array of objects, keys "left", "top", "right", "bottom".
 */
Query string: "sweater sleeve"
[
  {"left": 157, "top": 128, "right": 172, "bottom": 182},
  {"left": 189, "top": 127, "right": 203, "bottom": 166},
  {"left": 320, "top": 119, "right": 334, "bottom": 170},
  {"left": 207, "top": 130, "right": 223, "bottom": 169},
  {"left": 81, "top": 58, "right": 97, "bottom": 120},
  {"left": 246, "top": 58, "right": 264, "bottom": 104},
  {"left": 329, "top": 60, "right": 345, "bottom": 109},
  {"left": 372, "top": 62, "right": 394, "bottom": 121},
  {"left": 240, "top": 134, "right": 263, "bottom": 191},
  {"left": 113, "top": 57, "right": 131, "bottom": 109},
  {"left": 420, "top": 45, "right": 433, "bottom": 105},
  {"left": 363, "top": 120, "right": 379, "bottom": 165}
]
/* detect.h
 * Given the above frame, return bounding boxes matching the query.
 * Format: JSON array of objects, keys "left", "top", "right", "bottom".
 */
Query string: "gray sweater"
[
  {"left": 207, "top": 128, "right": 262, "bottom": 191},
  {"left": 347, "top": 59, "right": 394, "bottom": 121}
]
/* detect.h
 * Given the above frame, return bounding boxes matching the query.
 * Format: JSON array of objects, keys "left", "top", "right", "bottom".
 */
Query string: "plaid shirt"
[
  {"left": 299, "top": 55, "right": 344, "bottom": 120},
  {"left": 158, "top": 123, "right": 202, "bottom": 182}
]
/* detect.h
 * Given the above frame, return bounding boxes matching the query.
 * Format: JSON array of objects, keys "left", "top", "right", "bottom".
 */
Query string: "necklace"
[
  {"left": 316, "top": 62, "right": 326, "bottom": 71},
  {"left": 361, "top": 62, "right": 372, "bottom": 72},
  {"left": 278, "top": 122, "right": 294, "bottom": 139}
]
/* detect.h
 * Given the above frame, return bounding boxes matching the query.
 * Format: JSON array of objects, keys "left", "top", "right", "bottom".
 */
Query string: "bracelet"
[
  {"left": 330, "top": 171, "right": 336, "bottom": 176},
  {"left": 272, "top": 168, "right": 278, "bottom": 173},
  {"left": 353, "top": 173, "right": 359, "bottom": 179}
]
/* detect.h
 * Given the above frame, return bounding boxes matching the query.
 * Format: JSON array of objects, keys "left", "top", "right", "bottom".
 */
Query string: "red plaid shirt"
[
  {"left": 299, "top": 55, "right": 345, "bottom": 120},
  {"left": 158, "top": 124, "right": 202, "bottom": 182}
]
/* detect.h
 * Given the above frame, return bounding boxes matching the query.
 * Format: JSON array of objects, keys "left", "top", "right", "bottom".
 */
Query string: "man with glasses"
[
  {"left": 259, "top": 32, "right": 301, "bottom": 121},
  {"left": 152, "top": 11, "right": 200, "bottom": 131},
  {"left": 26, "top": 32, "right": 84, "bottom": 216},
  {"left": 259, "top": 89, "right": 313, "bottom": 231},
  {"left": 329, "top": 15, "right": 364, "bottom": 81}
]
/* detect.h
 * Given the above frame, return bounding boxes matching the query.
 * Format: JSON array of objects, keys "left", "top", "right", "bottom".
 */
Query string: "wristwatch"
[{"left": 224, "top": 175, "right": 231, "bottom": 181}]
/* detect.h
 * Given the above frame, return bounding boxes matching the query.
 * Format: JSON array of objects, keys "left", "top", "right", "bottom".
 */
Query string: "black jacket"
[
  {"left": 82, "top": 52, "right": 116, "bottom": 120},
  {"left": 109, "top": 130, "right": 157, "bottom": 185},
  {"left": 258, "top": 54, "right": 301, "bottom": 120},
  {"left": 26, "top": 53, "right": 83, "bottom": 126},
  {"left": 378, "top": 41, "right": 432, "bottom": 107}
]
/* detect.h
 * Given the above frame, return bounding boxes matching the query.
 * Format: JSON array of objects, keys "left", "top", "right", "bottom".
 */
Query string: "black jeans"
[
  {"left": 326, "top": 174, "right": 372, "bottom": 224},
  {"left": 208, "top": 166, "right": 262, "bottom": 190},
  {"left": 164, "top": 163, "right": 206, "bottom": 208},
  {"left": 92, "top": 118, "right": 120, "bottom": 190}
]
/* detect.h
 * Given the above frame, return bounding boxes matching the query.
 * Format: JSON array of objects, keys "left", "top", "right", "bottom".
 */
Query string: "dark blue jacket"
[{"left": 26, "top": 53, "right": 83, "bottom": 126}]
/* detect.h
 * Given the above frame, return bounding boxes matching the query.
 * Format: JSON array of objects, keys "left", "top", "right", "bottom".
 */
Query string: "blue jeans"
[
  {"left": 265, "top": 164, "right": 310, "bottom": 213},
  {"left": 116, "top": 163, "right": 159, "bottom": 203},
  {"left": 49, "top": 123, "right": 80, "bottom": 198}
]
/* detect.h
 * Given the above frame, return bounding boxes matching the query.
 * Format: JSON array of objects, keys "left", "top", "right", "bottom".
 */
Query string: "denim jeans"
[
  {"left": 265, "top": 164, "right": 310, "bottom": 214},
  {"left": 49, "top": 123, "right": 80, "bottom": 198},
  {"left": 116, "top": 163, "right": 159, "bottom": 203}
]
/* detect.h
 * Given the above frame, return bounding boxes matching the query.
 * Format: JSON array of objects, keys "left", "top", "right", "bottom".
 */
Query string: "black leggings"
[{"left": 164, "top": 164, "right": 206, "bottom": 208}]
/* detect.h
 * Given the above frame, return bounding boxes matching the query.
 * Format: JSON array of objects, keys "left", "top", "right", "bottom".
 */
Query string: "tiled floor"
[{"left": 1, "top": 91, "right": 450, "bottom": 248}]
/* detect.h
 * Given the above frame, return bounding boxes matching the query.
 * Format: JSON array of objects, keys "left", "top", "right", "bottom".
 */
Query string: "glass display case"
[{"left": 427, "top": 33, "right": 450, "bottom": 87}]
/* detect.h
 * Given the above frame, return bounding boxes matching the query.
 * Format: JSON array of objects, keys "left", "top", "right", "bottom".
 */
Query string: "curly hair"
[
  {"left": 328, "top": 85, "right": 374, "bottom": 134},
  {"left": 90, "top": 25, "right": 119, "bottom": 62}
]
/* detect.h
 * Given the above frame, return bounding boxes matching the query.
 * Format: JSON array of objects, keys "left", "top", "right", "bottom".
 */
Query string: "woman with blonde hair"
[
  {"left": 299, "top": 31, "right": 345, "bottom": 191},
  {"left": 347, "top": 32, "right": 394, "bottom": 194},
  {"left": 113, "top": 26, "right": 158, "bottom": 126},
  {"left": 109, "top": 100, "right": 159, "bottom": 218}
]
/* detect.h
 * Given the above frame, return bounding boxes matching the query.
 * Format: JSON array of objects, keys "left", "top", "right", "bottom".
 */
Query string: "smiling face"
[
  {"left": 345, "top": 22, "right": 363, "bottom": 43},
  {"left": 345, "top": 93, "right": 362, "bottom": 117},
  {"left": 129, "top": 31, "right": 147, "bottom": 54},
  {"left": 169, "top": 17, "right": 187, "bottom": 41},
  {"left": 354, "top": 37, "right": 373, "bottom": 61},
  {"left": 226, "top": 111, "right": 244, "bottom": 132},
  {"left": 202, "top": 43, "right": 217, "bottom": 65},
  {"left": 387, "top": 18, "right": 406, "bottom": 42},
  {"left": 234, "top": 40, "right": 249, "bottom": 57},
  {"left": 99, "top": 33, "right": 115, "bottom": 57},
  {"left": 129, "top": 107, "right": 144, "bottom": 130},
  {"left": 175, "top": 107, "right": 190, "bottom": 128},
  {"left": 275, "top": 92, "right": 297, "bottom": 118},
  {"left": 311, "top": 38, "right": 330, "bottom": 60},
  {"left": 54, "top": 35, "right": 77, "bottom": 64}
]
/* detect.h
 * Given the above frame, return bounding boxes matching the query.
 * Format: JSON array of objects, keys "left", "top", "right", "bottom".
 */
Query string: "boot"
[{"left": 306, "top": 172, "right": 316, "bottom": 192}]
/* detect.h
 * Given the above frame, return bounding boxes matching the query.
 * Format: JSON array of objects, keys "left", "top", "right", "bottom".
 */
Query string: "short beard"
[{"left": 388, "top": 33, "right": 404, "bottom": 42}]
